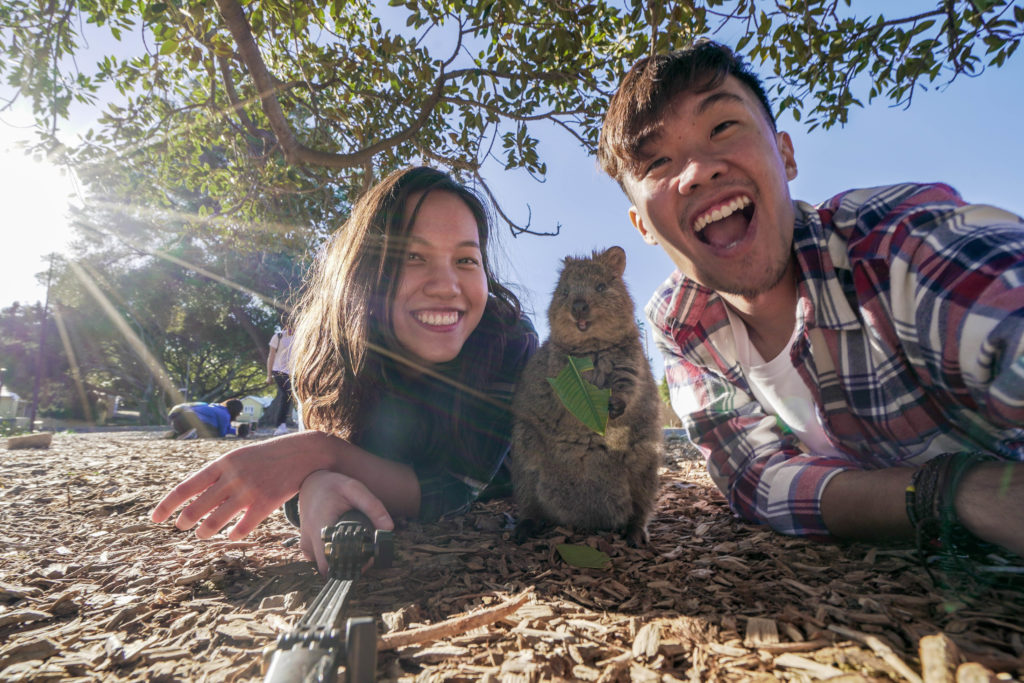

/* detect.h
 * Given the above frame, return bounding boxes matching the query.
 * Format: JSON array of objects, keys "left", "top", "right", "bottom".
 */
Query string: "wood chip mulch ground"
[{"left": 1, "top": 430, "right": 1022, "bottom": 682}]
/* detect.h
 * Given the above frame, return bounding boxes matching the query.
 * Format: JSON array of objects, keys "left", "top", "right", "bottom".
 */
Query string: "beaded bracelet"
[{"left": 904, "top": 452, "right": 996, "bottom": 559}]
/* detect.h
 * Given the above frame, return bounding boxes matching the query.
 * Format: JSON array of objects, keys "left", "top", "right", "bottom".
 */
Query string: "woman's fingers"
[
  {"left": 174, "top": 479, "right": 233, "bottom": 533},
  {"left": 227, "top": 499, "right": 281, "bottom": 541},
  {"left": 299, "top": 531, "right": 329, "bottom": 576},
  {"left": 193, "top": 497, "right": 246, "bottom": 540},
  {"left": 341, "top": 481, "right": 394, "bottom": 531},
  {"left": 300, "top": 507, "right": 335, "bottom": 576},
  {"left": 150, "top": 465, "right": 221, "bottom": 523}
]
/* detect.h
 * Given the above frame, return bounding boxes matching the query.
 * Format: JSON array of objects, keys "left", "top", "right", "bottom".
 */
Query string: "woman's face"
[{"left": 390, "top": 190, "right": 488, "bottom": 365}]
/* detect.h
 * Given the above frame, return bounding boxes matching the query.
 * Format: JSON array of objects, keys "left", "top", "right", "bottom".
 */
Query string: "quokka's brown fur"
[{"left": 510, "top": 246, "right": 663, "bottom": 546}]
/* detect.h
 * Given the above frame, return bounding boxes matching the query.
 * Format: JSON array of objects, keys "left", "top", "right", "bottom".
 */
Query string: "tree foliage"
[
  {"left": 0, "top": 301, "right": 73, "bottom": 419},
  {"left": 2, "top": 0, "right": 1020, "bottom": 231}
]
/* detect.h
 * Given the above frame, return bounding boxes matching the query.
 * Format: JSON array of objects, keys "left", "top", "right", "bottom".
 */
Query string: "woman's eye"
[
  {"left": 457, "top": 256, "right": 480, "bottom": 266},
  {"left": 405, "top": 252, "right": 424, "bottom": 262},
  {"left": 595, "top": 282, "right": 607, "bottom": 292}
]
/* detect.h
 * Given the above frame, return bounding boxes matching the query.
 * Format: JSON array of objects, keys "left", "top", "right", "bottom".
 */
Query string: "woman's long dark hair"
[{"left": 290, "top": 166, "right": 523, "bottom": 437}]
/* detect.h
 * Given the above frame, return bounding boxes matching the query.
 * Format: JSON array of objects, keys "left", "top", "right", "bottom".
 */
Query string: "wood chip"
[
  {"left": 921, "top": 632, "right": 960, "bottom": 683},
  {"left": 0, "top": 608, "right": 52, "bottom": 628},
  {"left": 743, "top": 616, "right": 779, "bottom": 648},
  {"left": 774, "top": 652, "right": 847, "bottom": 678},
  {"left": 631, "top": 622, "right": 661, "bottom": 660},
  {"left": 955, "top": 661, "right": 999, "bottom": 682},
  {"left": 0, "top": 636, "right": 60, "bottom": 668}
]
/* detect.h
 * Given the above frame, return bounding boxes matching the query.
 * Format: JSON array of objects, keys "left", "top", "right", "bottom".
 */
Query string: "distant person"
[
  {"left": 152, "top": 166, "right": 538, "bottom": 574},
  {"left": 169, "top": 399, "right": 244, "bottom": 439},
  {"left": 267, "top": 322, "right": 295, "bottom": 436},
  {"left": 596, "top": 39, "right": 1023, "bottom": 560}
]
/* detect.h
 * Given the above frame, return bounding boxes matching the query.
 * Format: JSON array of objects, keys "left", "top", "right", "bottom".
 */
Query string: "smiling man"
[{"left": 597, "top": 39, "right": 1024, "bottom": 563}]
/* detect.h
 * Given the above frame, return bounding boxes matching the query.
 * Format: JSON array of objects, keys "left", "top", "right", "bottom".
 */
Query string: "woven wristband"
[{"left": 904, "top": 452, "right": 996, "bottom": 557}]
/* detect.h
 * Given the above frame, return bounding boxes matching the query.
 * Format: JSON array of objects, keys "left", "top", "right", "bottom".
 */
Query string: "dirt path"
[{"left": 1, "top": 431, "right": 1022, "bottom": 681}]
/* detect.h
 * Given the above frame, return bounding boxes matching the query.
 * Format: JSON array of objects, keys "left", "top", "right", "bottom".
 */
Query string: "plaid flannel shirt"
[{"left": 648, "top": 183, "right": 1024, "bottom": 539}]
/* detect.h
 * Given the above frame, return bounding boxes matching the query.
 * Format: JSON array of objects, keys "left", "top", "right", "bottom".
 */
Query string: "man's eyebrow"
[{"left": 696, "top": 91, "right": 745, "bottom": 116}]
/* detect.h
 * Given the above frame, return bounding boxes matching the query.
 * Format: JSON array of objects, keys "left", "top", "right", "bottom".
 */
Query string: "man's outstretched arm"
[{"left": 820, "top": 462, "right": 1024, "bottom": 557}]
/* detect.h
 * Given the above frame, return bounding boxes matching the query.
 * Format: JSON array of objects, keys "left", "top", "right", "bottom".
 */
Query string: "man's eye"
[
  {"left": 711, "top": 120, "right": 736, "bottom": 137},
  {"left": 642, "top": 157, "right": 668, "bottom": 176}
]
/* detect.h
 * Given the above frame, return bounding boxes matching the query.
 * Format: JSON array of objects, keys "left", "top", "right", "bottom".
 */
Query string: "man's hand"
[
  {"left": 150, "top": 432, "right": 333, "bottom": 540},
  {"left": 297, "top": 470, "right": 394, "bottom": 575}
]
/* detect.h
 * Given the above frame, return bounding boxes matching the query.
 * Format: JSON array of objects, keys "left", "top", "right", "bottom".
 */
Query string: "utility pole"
[{"left": 29, "top": 254, "right": 54, "bottom": 432}]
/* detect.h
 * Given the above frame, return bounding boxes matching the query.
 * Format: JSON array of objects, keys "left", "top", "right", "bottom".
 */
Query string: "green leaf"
[
  {"left": 556, "top": 544, "right": 611, "bottom": 569},
  {"left": 970, "top": 0, "right": 998, "bottom": 11},
  {"left": 547, "top": 355, "right": 609, "bottom": 435}
]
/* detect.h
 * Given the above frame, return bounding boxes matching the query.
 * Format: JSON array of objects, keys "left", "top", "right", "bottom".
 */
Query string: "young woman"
[{"left": 151, "top": 166, "right": 538, "bottom": 573}]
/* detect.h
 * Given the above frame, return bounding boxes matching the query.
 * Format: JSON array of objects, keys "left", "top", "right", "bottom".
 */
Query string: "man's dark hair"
[
  {"left": 224, "top": 399, "right": 244, "bottom": 420},
  {"left": 597, "top": 39, "right": 776, "bottom": 184}
]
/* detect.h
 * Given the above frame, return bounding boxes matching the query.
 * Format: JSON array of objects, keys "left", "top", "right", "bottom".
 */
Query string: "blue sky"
[{"left": 2, "top": 29, "right": 1023, "bottom": 380}]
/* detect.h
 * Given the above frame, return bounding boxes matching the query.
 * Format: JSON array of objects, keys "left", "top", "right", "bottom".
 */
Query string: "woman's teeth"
[
  {"left": 416, "top": 311, "right": 459, "bottom": 326},
  {"left": 693, "top": 195, "right": 752, "bottom": 233}
]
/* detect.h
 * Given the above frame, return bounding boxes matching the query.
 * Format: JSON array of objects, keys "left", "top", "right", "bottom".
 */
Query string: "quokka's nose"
[{"left": 571, "top": 299, "right": 589, "bottom": 318}]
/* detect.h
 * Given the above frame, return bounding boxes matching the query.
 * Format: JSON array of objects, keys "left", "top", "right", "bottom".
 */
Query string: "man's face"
[{"left": 622, "top": 75, "right": 798, "bottom": 300}]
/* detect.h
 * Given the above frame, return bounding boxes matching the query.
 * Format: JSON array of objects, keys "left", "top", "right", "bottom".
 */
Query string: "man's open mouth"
[{"left": 692, "top": 195, "right": 754, "bottom": 248}]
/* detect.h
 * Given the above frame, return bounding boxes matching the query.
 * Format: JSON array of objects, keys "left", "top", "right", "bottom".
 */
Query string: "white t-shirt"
[
  {"left": 269, "top": 331, "right": 294, "bottom": 374},
  {"left": 726, "top": 308, "right": 842, "bottom": 457}
]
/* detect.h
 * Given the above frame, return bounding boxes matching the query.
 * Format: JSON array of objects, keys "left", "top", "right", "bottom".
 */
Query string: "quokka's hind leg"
[
  {"left": 623, "top": 467, "right": 658, "bottom": 546},
  {"left": 623, "top": 515, "right": 650, "bottom": 547}
]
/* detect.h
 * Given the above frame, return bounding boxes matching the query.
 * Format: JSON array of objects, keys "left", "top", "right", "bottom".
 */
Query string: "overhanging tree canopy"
[{"left": 2, "top": 0, "right": 1020, "bottom": 234}]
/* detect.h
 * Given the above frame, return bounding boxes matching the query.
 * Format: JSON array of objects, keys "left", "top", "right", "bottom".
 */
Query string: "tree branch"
[{"left": 213, "top": 0, "right": 446, "bottom": 169}]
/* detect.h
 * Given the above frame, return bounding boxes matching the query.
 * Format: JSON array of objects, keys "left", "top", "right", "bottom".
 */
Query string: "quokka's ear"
[{"left": 597, "top": 246, "right": 626, "bottom": 277}]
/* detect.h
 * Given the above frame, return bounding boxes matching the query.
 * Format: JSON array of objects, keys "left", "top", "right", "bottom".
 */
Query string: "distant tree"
[{"left": 0, "top": 301, "right": 78, "bottom": 419}]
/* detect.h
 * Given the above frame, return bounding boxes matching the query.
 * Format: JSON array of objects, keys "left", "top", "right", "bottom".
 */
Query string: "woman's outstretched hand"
[
  {"left": 297, "top": 470, "right": 394, "bottom": 575},
  {"left": 150, "top": 431, "right": 333, "bottom": 540}
]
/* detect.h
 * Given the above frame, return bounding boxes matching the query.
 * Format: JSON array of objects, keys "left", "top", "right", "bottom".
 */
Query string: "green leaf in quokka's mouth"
[{"left": 547, "top": 355, "right": 610, "bottom": 435}]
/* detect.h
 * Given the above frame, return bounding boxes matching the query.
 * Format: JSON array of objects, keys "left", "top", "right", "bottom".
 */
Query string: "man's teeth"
[
  {"left": 693, "top": 196, "right": 752, "bottom": 233},
  {"left": 416, "top": 311, "right": 459, "bottom": 326}
]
